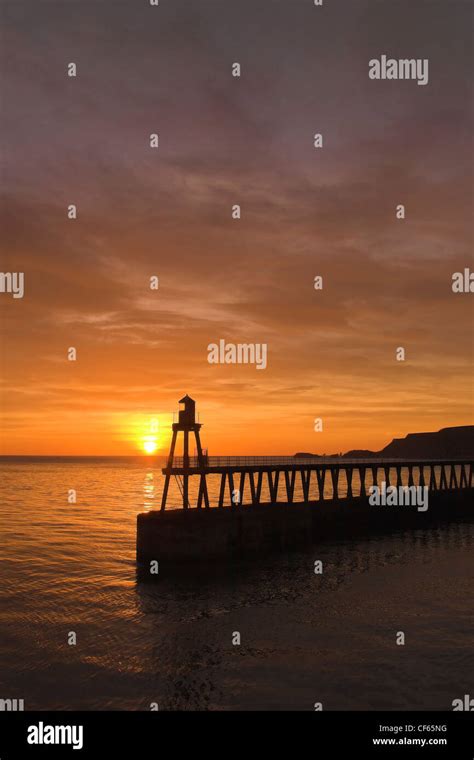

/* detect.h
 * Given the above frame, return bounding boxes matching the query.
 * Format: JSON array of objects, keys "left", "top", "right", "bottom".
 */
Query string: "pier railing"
[{"left": 170, "top": 455, "right": 471, "bottom": 469}]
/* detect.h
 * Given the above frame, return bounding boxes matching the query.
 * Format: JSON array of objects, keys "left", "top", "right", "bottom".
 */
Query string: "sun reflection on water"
[{"left": 143, "top": 472, "right": 155, "bottom": 510}]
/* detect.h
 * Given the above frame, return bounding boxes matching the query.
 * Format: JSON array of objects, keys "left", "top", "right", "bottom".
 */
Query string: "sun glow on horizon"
[{"left": 142, "top": 437, "right": 158, "bottom": 455}]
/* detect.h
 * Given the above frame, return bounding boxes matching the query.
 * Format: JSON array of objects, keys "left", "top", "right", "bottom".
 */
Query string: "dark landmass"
[
  {"left": 296, "top": 426, "right": 474, "bottom": 459},
  {"left": 378, "top": 426, "right": 474, "bottom": 459},
  {"left": 342, "top": 449, "right": 375, "bottom": 458}
]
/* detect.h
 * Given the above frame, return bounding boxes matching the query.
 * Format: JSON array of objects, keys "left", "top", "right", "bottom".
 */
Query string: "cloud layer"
[{"left": 1, "top": 0, "right": 473, "bottom": 454}]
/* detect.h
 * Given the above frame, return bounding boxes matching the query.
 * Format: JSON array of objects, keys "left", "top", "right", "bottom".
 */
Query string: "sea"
[{"left": 0, "top": 458, "right": 472, "bottom": 710}]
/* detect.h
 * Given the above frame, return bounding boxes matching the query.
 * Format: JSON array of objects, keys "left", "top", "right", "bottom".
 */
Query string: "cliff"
[
  {"left": 313, "top": 426, "right": 474, "bottom": 460},
  {"left": 379, "top": 426, "right": 474, "bottom": 459}
]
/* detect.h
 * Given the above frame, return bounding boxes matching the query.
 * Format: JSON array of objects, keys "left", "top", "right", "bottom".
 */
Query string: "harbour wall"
[{"left": 136, "top": 488, "right": 473, "bottom": 569}]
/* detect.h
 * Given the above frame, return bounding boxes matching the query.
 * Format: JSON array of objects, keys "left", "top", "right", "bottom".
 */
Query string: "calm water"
[{"left": 0, "top": 460, "right": 472, "bottom": 710}]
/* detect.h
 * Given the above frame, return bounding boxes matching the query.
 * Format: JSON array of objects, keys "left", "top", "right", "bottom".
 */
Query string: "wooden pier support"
[
  {"left": 396, "top": 466, "right": 403, "bottom": 488},
  {"left": 440, "top": 465, "right": 448, "bottom": 490},
  {"left": 160, "top": 458, "right": 474, "bottom": 510}
]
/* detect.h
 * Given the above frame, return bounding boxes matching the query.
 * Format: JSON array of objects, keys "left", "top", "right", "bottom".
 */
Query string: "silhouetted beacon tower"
[{"left": 160, "top": 395, "right": 209, "bottom": 510}]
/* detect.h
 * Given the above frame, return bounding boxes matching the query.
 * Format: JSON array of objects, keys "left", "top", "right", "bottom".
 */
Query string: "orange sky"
[{"left": 1, "top": 1, "right": 473, "bottom": 456}]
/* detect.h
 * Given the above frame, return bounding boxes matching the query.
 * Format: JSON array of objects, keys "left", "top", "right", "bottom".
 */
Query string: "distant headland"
[{"left": 295, "top": 426, "right": 474, "bottom": 460}]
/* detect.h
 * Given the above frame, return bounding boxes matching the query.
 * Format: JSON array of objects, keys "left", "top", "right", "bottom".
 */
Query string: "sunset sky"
[{"left": 1, "top": 0, "right": 473, "bottom": 456}]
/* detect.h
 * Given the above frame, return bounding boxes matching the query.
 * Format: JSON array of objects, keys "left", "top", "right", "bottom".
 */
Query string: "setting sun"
[{"left": 142, "top": 438, "right": 158, "bottom": 455}]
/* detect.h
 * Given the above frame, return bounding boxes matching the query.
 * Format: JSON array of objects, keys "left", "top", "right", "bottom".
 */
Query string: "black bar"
[{"left": 0, "top": 711, "right": 472, "bottom": 758}]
